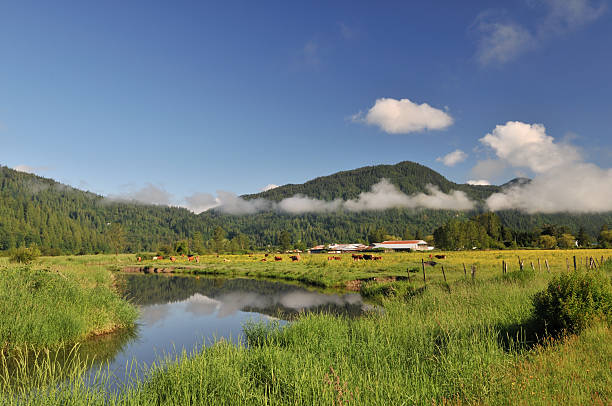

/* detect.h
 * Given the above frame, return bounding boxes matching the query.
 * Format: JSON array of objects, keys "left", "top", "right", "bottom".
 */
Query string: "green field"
[{"left": 0, "top": 251, "right": 610, "bottom": 405}]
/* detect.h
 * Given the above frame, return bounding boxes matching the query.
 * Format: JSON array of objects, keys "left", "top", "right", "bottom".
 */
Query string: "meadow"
[{"left": 0, "top": 250, "right": 610, "bottom": 405}]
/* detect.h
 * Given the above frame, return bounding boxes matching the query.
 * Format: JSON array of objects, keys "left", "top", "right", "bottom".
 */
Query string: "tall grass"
[
  {"left": 0, "top": 265, "right": 137, "bottom": 349},
  {"left": 0, "top": 254, "right": 610, "bottom": 405}
]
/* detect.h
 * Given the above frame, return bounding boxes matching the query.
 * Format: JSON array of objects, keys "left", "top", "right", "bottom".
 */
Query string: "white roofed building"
[{"left": 372, "top": 240, "right": 430, "bottom": 251}]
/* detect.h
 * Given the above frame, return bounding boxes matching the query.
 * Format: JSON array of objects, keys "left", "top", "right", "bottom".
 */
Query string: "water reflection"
[
  {"left": 5, "top": 275, "right": 370, "bottom": 390},
  {"left": 85, "top": 274, "right": 369, "bottom": 387}
]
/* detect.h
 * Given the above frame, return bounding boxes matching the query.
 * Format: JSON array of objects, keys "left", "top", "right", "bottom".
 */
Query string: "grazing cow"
[
  {"left": 434, "top": 255, "right": 447, "bottom": 259},
  {"left": 352, "top": 254, "right": 364, "bottom": 261},
  {"left": 274, "top": 256, "right": 282, "bottom": 261},
  {"left": 170, "top": 256, "right": 176, "bottom": 262},
  {"left": 328, "top": 256, "right": 333, "bottom": 260},
  {"left": 137, "top": 257, "right": 142, "bottom": 262},
  {"left": 423, "top": 261, "right": 437, "bottom": 267},
  {"left": 223, "top": 258, "right": 230, "bottom": 262},
  {"left": 289, "top": 255, "right": 300, "bottom": 262},
  {"left": 196, "top": 256, "right": 200, "bottom": 263},
  {"left": 265, "top": 253, "right": 269, "bottom": 257},
  {"left": 188, "top": 256, "right": 194, "bottom": 261},
  {"left": 373, "top": 256, "right": 382, "bottom": 260},
  {"left": 261, "top": 258, "right": 267, "bottom": 262},
  {"left": 363, "top": 254, "right": 373, "bottom": 260},
  {"left": 334, "top": 256, "right": 341, "bottom": 261}
]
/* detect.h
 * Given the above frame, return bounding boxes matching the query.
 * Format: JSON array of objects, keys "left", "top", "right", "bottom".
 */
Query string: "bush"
[
  {"left": 8, "top": 246, "right": 41, "bottom": 264},
  {"left": 533, "top": 271, "right": 612, "bottom": 335}
]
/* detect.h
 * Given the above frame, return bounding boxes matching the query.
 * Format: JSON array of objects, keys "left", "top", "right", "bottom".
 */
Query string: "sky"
[{"left": 1, "top": 1, "right": 611, "bottom": 213}]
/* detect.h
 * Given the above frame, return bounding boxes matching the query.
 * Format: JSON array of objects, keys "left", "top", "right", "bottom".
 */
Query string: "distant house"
[
  {"left": 327, "top": 243, "right": 368, "bottom": 253},
  {"left": 307, "top": 243, "right": 368, "bottom": 253},
  {"left": 372, "top": 240, "right": 431, "bottom": 252}
]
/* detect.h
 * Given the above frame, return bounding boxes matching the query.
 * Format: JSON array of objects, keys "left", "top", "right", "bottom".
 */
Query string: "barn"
[{"left": 372, "top": 240, "right": 431, "bottom": 251}]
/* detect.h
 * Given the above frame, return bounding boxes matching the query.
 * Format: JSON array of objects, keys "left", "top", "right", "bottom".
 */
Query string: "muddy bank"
[{"left": 122, "top": 266, "right": 174, "bottom": 274}]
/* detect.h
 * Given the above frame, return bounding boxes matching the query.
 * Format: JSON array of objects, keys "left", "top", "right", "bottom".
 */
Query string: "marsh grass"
[
  {"left": 0, "top": 253, "right": 610, "bottom": 405},
  {"left": 0, "top": 264, "right": 137, "bottom": 350}
]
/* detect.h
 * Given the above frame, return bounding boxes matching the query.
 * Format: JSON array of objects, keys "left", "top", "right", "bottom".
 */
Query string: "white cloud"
[
  {"left": 479, "top": 121, "right": 581, "bottom": 173},
  {"left": 277, "top": 195, "right": 342, "bottom": 214},
  {"left": 183, "top": 179, "right": 476, "bottom": 215},
  {"left": 344, "top": 180, "right": 474, "bottom": 211},
  {"left": 109, "top": 183, "right": 173, "bottom": 206},
  {"left": 354, "top": 98, "right": 453, "bottom": 134},
  {"left": 476, "top": 20, "right": 534, "bottom": 65},
  {"left": 261, "top": 184, "right": 279, "bottom": 192},
  {"left": 13, "top": 164, "right": 50, "bottom": 174},
  {"left": 184, "top": 193, "right": 219, "bottom": 214},
  {"left": 543, "top": 0, "right": 606, "bottom": 32},
  {"left": 479, "top": 121, "right": 612, "bottom": 213},
  {"left": 486, "top": 163, "right": 612, "bottom": 213},
  {"left": 467, "top": 179, "right": 491, "bottom": 185},
  {"left": 470, "top": 159, "right": 508, "bottom": 182},
  {"left": 436, "top": 149, "right": 468, "bottom": 166},
  {"left": 474, "top": 0, "right": 605, "bottom": 65}
]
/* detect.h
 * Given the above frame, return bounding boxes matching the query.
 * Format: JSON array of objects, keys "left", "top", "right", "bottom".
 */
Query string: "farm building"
[
  {"left": 372, "top": 240, "right": 431, "bottom": 251},
  {"left": 327, "top": 243, "right": 368, "bottom": 253}
]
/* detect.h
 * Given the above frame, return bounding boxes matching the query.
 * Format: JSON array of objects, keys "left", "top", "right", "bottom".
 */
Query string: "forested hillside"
[
  {"left": 242, "top": 161, "right": 500, "bottom": 201},
  {"left": 1, "top": 163, "right": 610, "bottom": 254}
]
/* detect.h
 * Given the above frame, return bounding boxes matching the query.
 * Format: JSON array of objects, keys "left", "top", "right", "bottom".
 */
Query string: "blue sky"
[{"left": 1, "top": 1, "right": 611, "bottom": 211}]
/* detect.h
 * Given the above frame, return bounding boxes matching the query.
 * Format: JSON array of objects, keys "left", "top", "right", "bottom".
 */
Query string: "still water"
[{"left": 79, "top": 274, "right": 369, "bottom": 387}]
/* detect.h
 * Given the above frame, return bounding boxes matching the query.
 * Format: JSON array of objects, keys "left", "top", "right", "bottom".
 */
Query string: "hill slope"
[
  {"left": 1, "top": 163, "right": 610, "bottom": 253},
  {"left": 243, "top": 161, "right": 500, "bottom": 202}
]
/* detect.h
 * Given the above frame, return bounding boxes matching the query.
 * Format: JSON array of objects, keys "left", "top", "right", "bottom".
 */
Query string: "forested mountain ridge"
[
  {"left": 1, "top": 163, "right": 610, "bottom": 254},
  {"left": 0, "top": 165, "right": 201, "bottom": 253},
  {"left": 242, "top": 161, "right": 501, "bottom": 202}
]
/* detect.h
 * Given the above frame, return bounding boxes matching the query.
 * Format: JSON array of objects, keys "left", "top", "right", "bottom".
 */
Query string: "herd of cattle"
[{"left": 140, "top": 252, "right": 448, "bottom": 264}]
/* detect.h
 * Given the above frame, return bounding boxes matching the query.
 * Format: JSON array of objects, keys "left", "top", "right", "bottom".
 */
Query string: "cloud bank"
[
  {"left": 108, "top": 183, "right": 173, "bottom": 206},
  {"left": 467, "top": 179, "right": 491, "bottom": 186},
  {"left": 436, "top": 149, "right": 467, "bottom": 166},
  {"left": 185, "top": 179, "right": 475, "bottom": 215},
  {"left": 354, "top": 98, "right": 453, "bottom": 134},
  {"left": 479, "top": 121, "right": 612, "bottom": 213}
]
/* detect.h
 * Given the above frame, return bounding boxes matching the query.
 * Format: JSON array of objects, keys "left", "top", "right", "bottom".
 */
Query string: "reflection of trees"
[{"left": 119, "top": 275, "right": 366, "bottom": 318}]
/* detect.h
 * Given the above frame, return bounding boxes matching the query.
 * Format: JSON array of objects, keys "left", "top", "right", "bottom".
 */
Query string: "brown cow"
[
  {"left": 423, "top": 261, "right": 437, "bottom": 267},
  {"left": 261, "top": 258, "right": 267, "bottom": 262},
  {"left": 274, "top": 256, "right": 282, "bottom": 261},
  {"left": 373, "top": 256, "right": 382, "bottom": 260},
  {"left": 289, "top": 255, "right": 300, "bottom": 262},
  {"left": 170, "top": 256, "right": 176, "bottom": 262},
  {"left": 137, "top": 257, "right": 142, "bottom": 262},
  {"left": 196, "top": 256, "right": 200, "bottom": 263},
  {"left": 363, "top": 254, "right": 373, "bottom": 260},
  {"left": 334, "top": 256, "right": 341, "bottom": 260}
]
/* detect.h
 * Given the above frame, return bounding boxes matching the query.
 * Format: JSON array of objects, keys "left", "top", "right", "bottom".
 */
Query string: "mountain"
[
  {"left": 243, "top": 161, "right": 500, "bottom": 202},
  {"left": 1, "top": 162, "right": 610, "bottom": 253}
]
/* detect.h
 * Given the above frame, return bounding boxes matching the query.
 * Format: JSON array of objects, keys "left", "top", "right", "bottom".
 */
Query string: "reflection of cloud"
[
  {"left": 212, "top": 290, "right": 364, "bottom": 318},
  {"left": 140, "top": 305, "right": 170, "bottom": 326},
  {"left": 184, "top": 294, "right": 220, "bottom": 317}
]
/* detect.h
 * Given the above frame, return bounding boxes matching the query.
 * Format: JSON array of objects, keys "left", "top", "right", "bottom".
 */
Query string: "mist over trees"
[{"left": 1, "top": 165, "right": 611, "bottom": 255}]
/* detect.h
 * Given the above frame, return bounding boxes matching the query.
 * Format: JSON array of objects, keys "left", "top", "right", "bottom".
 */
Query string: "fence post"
[
  {"left": 471, "top": 264, "right": 476, "bottom": 281},
  {"left": 441, "top": 265, "right": 447, "bottom": 283},
  {"left": 573, "top": 256, "right": 576, "bottom": 271},
  {"left": 463, "top": 263, "right": 467, "bottom": 277},
  {"left": 545, "top": 259, "right": 550, "bottom": 273},
  {"left": 538, "top": 258, "right": 541, "bottom": 272},
  {"left": 421, "top": 258, "right": 426, "bottom": 284}
]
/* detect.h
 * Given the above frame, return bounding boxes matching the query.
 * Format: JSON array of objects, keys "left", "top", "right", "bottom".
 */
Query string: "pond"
[{"left": 77, "top": 274, "right": 370, "bottom": 388}]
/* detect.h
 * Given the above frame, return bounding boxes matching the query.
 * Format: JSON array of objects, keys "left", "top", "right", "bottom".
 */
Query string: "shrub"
[
  {"left": 8, "top": 246, "right": 41, "bottom": 264},
  {"left": 533, "top": 271, "right": 612, "bottom": 335}
]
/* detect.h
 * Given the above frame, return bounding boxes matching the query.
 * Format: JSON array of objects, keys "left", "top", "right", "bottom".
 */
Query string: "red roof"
[{"left": 380, "top": 240, "right": 425, "bottom": 244}]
